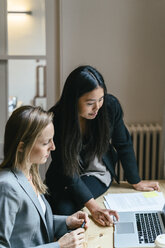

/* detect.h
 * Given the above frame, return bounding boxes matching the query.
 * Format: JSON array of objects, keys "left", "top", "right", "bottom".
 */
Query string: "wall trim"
[{"left": 0, "top": 142, "right": 4, "bottom": 160}]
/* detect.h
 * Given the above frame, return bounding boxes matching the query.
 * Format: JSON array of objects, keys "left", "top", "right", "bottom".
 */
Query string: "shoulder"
[
  {"left": 105, "top": 94, "right": 123, "bottom": 117},
  {"left": 0, "top": 168, "right": 15, "bottom": 181},
  {"left": 0, "top": 169, "right": 20, "bottom": 210},
  {"left": 105, "top": 94, "right": 121, "bottom": 107},
  {"left": 0, "top": 169, "right": 18, "bottom": 193}
]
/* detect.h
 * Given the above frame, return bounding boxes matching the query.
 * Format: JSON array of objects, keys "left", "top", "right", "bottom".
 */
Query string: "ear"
[{"left": 18, "top": 141, "right": 24, "bottom": 152}]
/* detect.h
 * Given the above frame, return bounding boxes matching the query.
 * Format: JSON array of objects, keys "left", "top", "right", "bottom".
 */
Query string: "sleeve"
[
  {"left": 53, "top": 215, "right": 68, "bottom": 239},
  {"left": 0, "top": 183, "right": 20, "bottom": 248},
  {"left": 29, "top": 243, "right": 60, "bottom": 248},
  {"left": 66, "top": 174, "right": 94, "bottom": 205},
  {"left": 109, "top": 95, "right": 141, "bottom": 184},
  {"left": 0, "top": 182, "right": 61, "bottom": 248},
  {"left": 46, "top": 160, "right": 93, "bottom": 206}
]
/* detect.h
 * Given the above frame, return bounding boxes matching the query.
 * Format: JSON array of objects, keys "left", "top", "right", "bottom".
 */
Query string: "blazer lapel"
[{"left": 11, "top": 168, "right": 51, "bottom": 241}]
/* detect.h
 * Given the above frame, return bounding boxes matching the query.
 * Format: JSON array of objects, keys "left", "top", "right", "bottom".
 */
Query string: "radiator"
[{"left": 116, "top": 123, "right": 163, "bottom": 181}]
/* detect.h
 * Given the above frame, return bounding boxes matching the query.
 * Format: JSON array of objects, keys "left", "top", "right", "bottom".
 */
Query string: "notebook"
[{"left": 114, "top": 204, "right": 165, "bottom": 248}]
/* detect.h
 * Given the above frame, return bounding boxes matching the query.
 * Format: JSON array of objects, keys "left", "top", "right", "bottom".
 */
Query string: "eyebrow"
[{"left": 85, "top": 96, "right": 104, "bottom": 102}]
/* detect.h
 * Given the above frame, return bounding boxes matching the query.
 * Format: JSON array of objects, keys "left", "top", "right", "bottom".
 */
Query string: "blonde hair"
[{"left": 0, "top": 105, "right": 53, "bottom": 194}]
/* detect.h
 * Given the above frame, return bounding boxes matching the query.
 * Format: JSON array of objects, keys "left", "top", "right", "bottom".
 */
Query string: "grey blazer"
[{"left": 0, "top": 168, "right": 69, "bottom": 248}]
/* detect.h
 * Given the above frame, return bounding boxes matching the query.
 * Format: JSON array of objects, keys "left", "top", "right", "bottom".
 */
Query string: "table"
[{"left": 83, "top": 180, "right": 165, "bottom": 248}]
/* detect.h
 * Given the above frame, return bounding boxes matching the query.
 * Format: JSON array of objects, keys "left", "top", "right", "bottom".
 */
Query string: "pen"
[{"left": 81, "top": 220, "right": 86, "bottom": 228}]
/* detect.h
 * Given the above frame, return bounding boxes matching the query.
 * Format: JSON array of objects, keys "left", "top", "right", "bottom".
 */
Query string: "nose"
[
  {"left": 50, "top": 139, "right": 55, "bottom": 151},
  {"left": 93, "top": 101, "right": 100, "bottom": 111}
]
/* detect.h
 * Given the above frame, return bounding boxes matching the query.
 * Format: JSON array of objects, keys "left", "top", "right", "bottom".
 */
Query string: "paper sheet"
[{"left": 104, "top": 191, "right": 165, "bottom": 212}]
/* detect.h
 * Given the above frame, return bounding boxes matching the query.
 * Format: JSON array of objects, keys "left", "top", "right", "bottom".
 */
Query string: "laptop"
[{"left": 114, "top": 204, "right": 165, "bottom": 248}]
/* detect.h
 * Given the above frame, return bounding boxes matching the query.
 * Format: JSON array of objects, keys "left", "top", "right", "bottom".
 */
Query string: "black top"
[{"left": 45, "top": 94, "right": 141, "bottom": 206}]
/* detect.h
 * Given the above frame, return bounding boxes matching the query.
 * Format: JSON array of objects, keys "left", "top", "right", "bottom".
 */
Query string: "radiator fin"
[{"left": 116, "top": 123, "right": 162, "bottom": 181}]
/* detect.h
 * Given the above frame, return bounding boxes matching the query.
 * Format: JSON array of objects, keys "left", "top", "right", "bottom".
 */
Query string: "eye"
[
  {"left": 87, "top": 103, "right": 93, "bottom": 106},
  {"left": 99, "top": 97, "right": 104, "bottom": 102},
  {"left": 43, "top": 141, "right": 49, "bottom": 145}
]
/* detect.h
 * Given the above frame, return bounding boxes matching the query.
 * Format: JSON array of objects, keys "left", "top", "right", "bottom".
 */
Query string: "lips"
[{"left": 89, "top": 112, "right": 97, "bottom": 116}]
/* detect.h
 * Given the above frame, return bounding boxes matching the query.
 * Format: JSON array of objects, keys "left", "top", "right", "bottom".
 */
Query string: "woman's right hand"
[
  {"left": 58, "top": 228, "right": 85, "bottom": 248},
  {"left": 90, "top": 207, "right": 119, "bottom": 226},
  {"left": 85, "top": 198, "right": 119, "bottom": 226}
]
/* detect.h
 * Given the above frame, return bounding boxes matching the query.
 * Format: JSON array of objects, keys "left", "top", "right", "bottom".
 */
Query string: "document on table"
[{"left": 104, "top": 191, "right": 165, "bottom": 212}]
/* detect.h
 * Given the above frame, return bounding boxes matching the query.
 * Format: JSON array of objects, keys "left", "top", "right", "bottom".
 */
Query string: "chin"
[{"left": 40, "top": 159, "right": 47, "bottom": 164}]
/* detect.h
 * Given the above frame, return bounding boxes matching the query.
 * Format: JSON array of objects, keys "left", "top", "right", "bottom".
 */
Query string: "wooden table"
[{"left": 83, "top": 180, "right": 165, "bottom": 248}]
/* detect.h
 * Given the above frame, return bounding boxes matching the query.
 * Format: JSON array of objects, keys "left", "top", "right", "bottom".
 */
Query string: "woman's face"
[
  {"left": 78, "top": 87, "right": 104, "bottom": 120},
  {"left": 29, "top": 122, "right": 55, "bottom": 165}
]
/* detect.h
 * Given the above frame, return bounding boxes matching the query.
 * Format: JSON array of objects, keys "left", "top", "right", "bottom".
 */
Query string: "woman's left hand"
[
  {"left": 132, "top": 180, "right": 160, "bottom": 191},
  {"left": 66, "top": 211, "right": 90, "bottom": 230}
]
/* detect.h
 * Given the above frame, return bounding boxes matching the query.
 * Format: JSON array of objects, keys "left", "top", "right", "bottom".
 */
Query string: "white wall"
[
  {"left": 7, "top": 0, "right": 46, "bottom": 112},
  {"left": 0, "top": 0, "right": 46, "bottom": 159},
  {"left": 8, "top": 60, "right": 46, "bottom": 109},
  {"left": 60, "top": 0, "right": 165, "bottom": 124},
  {"left": 0, "top": 0, "right": 8, "bottom": 150},
  {"left": 8, "top": 0, "right": 45, "bottom": 55}
]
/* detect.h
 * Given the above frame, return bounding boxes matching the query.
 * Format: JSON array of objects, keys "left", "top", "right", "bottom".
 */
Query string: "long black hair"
[{"left": 51, "top": 65, "right": 110, "bottom": 176}]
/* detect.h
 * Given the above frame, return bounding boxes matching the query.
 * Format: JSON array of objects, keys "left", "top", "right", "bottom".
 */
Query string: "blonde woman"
[{"left": 0, "top": 105, "right": 89, "bottom": 248}]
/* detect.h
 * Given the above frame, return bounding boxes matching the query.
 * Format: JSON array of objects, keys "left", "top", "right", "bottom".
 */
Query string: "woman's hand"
[
  {"left": 90, "top": 207, "right": 119, "bottom": 226},
  {"left": 58, "top": 228, "right": 85, "bottom": 248},
  {"left": 66, "top": 211, "right": 90, "bottom": 229},
  {"left": 132, "top": 181, "right": 160, "bottom": 191},
  {"left": 85, "top": 198, "right": 119, "bottom": 226}
]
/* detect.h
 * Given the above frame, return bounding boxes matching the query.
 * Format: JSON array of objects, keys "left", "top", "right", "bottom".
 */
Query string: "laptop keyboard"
[{"left": 135, "top": 213, "right": 163, "bottom": 244}]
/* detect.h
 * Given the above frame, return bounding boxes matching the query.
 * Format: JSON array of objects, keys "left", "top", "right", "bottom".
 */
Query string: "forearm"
[
  {"left": 84, "top": 198, "right": 100, "bottom": 213},
  {"left": 119, "top": 151, "right": 141, "bottom": 184}
]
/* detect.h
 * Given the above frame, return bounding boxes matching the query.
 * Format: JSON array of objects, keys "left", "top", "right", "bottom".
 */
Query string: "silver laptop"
[{"left": 114, "top": 204, "right": 165, "bottom": 248}]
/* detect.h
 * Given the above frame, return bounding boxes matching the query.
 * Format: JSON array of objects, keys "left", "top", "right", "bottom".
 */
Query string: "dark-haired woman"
[{"left": 45, "top": 65, "right": 159, "bottom": 227}]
